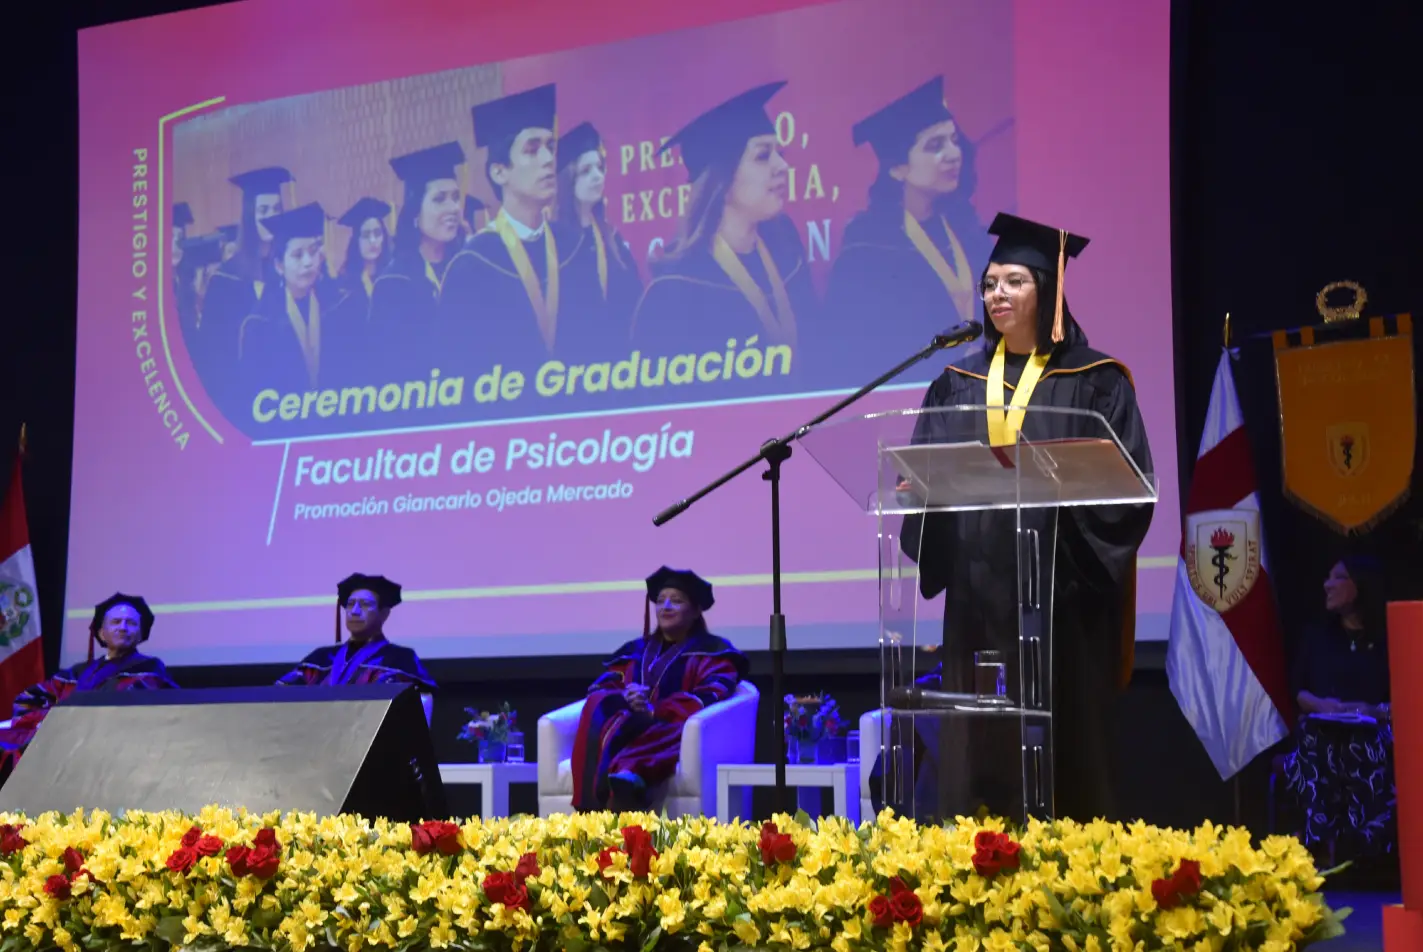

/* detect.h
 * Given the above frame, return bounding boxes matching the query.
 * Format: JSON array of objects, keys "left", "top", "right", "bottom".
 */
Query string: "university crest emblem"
[
  {"left": 1326, "top": 422, "right": 1370, "bottom": 477},
  {"left": 1184, "top": 509, "right": 1262, "bottom": 614},
  {"left": 0, "top": 580, "right": 36, "bottom": 649}
]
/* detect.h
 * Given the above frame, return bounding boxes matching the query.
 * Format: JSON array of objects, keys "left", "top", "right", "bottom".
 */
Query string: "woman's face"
[
  {"left": 358, "top": 217, "right": 385, "bottom": 263},
  {"left": 982, "top": 263, "right": 1038, "bottom": 343},
  {"left": 574, "top": 150, "right": 606, "bottom": 208},
  {"left": 727, "top": 134, "right": 789, "bottom": 224},
  {"left": 1324, "top": 562, "right": 1358, "bottom": 614},
  {"left": 253, "top": 193, "right": 284, "bottom": 242},
  {"left": 653, "top": 587, "right": 699, "bottom": 633},
  {"left": 417, "top": 179, "right": 462, "bottom": 244},
  {"left": 278, "top": 237, "right": 324, "bottom": 296},
  {"left": 894, "top": 119, "right": 964, "bottom": 195},
  {"left": 100, "top": 603, "right": 143, "bottom": 653}
]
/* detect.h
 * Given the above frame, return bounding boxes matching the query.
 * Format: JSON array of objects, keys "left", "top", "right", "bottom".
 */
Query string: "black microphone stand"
[{"left": 652, "top": 321, "right": 983, "bottom": 815}]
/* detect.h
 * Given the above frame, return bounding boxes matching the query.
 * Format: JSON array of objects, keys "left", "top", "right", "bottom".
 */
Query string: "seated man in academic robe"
[
  {"left": 571, "top": 566, "right": 748, "bottom": 812},
  {"left": 276, "top": 573, "right": 435, "bottom": 690}
]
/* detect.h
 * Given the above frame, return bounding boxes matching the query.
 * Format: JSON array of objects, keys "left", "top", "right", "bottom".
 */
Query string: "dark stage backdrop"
[{"left": 2, "top": 0, "right": 1419, "bottom": 830}]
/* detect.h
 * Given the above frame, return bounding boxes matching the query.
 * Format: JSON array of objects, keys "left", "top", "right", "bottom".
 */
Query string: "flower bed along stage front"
[{"left": 0, "top": 808, "right": 1348, "bottom": 952}]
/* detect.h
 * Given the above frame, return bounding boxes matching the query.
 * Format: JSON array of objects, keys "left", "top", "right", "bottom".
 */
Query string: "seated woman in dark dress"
[
  {"left": 0, "top": 593, "right": 178, "bottom": 779},
  {"left": 1283, "top": 555, "right": 1394, "bottom": 864},
  {"left": 571, "top": 567, "right": 748, "bottom": 812}
]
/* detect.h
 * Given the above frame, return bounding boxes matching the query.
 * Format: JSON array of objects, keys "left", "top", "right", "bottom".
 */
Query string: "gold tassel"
[
  {"left": 1051, "top": 229, "right": 1067, "bottom": 344},
  {"left": 324, "top": 214, "right": 337, "bottom": 279},
  {"left": 17, "top": 423, "right": 26, "bottom": 458}
]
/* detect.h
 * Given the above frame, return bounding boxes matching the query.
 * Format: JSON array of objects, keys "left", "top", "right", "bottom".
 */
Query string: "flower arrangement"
[
  {"left": 0, "top": 807, "right": 1347, "bottom": 952},
  {"left": 784, "top": 693, "right": 844, "bottom": 743},
  {"left": 458, "top": 702, "right": 517, "bottom": 745}
]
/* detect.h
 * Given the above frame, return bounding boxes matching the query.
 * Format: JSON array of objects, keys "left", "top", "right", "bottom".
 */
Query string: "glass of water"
[
  {"left": 846, "top": 730, "right": 860, "bottom": 764},
  {"left": 505, "top": 731, "right": 525, "bottom": 763},
  {"left": 973, "top": 650, "right": 1008, "bottom": 703}
]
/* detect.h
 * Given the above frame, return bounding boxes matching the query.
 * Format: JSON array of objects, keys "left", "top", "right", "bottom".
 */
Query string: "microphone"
[{"left": 933, "top": 320, "right": 984, "bottom": 349}]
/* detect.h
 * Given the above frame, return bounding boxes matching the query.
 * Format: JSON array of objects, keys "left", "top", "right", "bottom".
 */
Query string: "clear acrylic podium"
[{"left": 798, "top": 405, "right": 1156, "bottom": 825}]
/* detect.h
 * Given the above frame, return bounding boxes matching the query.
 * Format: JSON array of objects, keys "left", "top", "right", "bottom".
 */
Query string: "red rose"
[
  {"left": 166, "top": 846, "right": 198, "bottom": 874},
  {"left": 972, "top": 848, "right": 1002, "bottom": 878},
  {"left": 889, "top": 889, "right": 923, "bottom": 927},
  {"left": 484, "top": 871, "right": 517, "bottom": 904},
  {"left": 621, "top": 826, "right": 658, "bottom": 878},
  {"left": 868, "top": 895, "right": 893, "bottom": 929},
  {"left": 759, "top": 822, "right": 797, "bottom": 866},
  {"left": 514, "top": 852, "right": 540, "bottom": 884},
  {"left": 998, "top": 840, "right": 1022, "bottom": 872},
  {"left": 411, "top": 821, "right": 462, "bottom": 856},
  {"left": 195, "top": 835, "right": 224, "bottom": 857},
  {"left": 596, "top": 847, "right": 619, "bottom": 874},
  {"left": 1173, "top": 859, "right": 1203, "bottom": 894},
  {"left": 245, "top": 843, "right": 281, "bottom": 879},
  {"left": 181, "top": 826, "right": 202, "bottom": 849},
  {"left": 225, "top": 845, "right": 251, "bottom": 877},
  {"left": 971, "top": 831, "right": 1021, "bottom": 878},
  {"left": 252, "top": 828, "right": 278, "bottom": 849},
  {"left": 411, "top": 824, "right": 436, "bottom": 855},
  {"left": 0, "top": 823, "right": 26, "bottom": 856},
  {"left": 61, "top": 847, "right": 85, "bottom": 875},
  {"left": 43, "top": 874, "right": 71, "bottom": 900}
]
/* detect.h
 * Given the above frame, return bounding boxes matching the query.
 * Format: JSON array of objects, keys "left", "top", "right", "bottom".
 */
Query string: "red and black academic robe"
[
  {"left": 572, "top": 629, "right": 748, "bottom": 811},
  {"left": 0, "top": 652, "right": 178, "bottom": 778},
  {"left": 890, "top": 321, "right": 1154, "bottom": 823},
  {"left": 275, "top": 636, "right": 435, "bottom": 690}
]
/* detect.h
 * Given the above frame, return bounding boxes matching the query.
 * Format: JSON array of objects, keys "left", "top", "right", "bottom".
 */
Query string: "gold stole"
[
  {"left": 590, "top": 224, "right": 608, "bottom": 299},
  {"left": 711, "top": 235, "right": 797, "bottom": 346},
  {"left": 285, "top": 289, "right": 321, "bottom": 388},
  {"left": 904, "top": 212, "right": 974, "bottom": 322},
  {"left": 361, "top": 270, "right": 374, "bottom": 298},
  {"left": 986, "top": 338, "right": 1050, "bottom": 447},
  {"left": 491, "top": 210, "right": 560, "bottom": 350},
  {"left": 423, "top": 260, "right": 441, "bottom": 292}
]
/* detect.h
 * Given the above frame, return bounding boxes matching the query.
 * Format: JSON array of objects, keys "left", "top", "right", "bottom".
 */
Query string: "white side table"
[
  {"left": 716, "top": 762, "right": 860, "bottom": 826},
  {"left": 439, "top": 762, "right": 538, "bottom": 818}
]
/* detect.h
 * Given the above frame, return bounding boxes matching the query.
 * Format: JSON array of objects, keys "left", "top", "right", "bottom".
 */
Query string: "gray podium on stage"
[{"left": 799, "top": 405, "right": 1156, "bottom": 825}]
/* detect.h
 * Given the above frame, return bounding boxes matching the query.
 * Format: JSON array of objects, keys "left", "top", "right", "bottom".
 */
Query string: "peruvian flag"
[
  {"left": 1167, "top": 350, "right": 1294, "bottom": 780},
  {"left": 0, "top": 446, "right": 44, "bottom": 714}
]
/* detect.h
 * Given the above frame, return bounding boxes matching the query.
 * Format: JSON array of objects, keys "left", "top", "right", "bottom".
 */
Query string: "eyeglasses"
[{"left": 978, "top": 275, "right": 1033, "bottom": 300}]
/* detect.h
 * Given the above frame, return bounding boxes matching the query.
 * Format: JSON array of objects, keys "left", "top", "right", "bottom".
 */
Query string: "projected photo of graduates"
[{"left": 167, "top": 0, "right": 1014, "bottom": 440}]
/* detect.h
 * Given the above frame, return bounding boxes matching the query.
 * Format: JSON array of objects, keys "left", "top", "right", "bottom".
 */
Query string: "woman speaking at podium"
[{"left": 899, "top": 213, "right": 1154, "bottom": 823}]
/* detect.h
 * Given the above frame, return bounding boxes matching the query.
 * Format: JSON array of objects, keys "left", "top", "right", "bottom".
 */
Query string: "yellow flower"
[{"left": 732, "top": 917, "right": 762, "bottom": 946}]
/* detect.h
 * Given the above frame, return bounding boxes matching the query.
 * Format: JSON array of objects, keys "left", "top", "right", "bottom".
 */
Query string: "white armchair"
[
  {"left": 859, "top": 708, "right": 883, "bottom": 821},
  {"left": 538, "top": 681, "right": 760, "bottom": 817}
]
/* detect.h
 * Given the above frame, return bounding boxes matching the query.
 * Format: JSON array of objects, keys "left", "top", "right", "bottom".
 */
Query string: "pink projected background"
[{"left": 71, "top": 0, "right": 1176, "bottom": 666}]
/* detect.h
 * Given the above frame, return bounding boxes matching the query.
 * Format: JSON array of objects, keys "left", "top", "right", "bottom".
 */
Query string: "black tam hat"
[
  {"left": 229, "top": 166, "right": 294, "bottom": 199},
  {"left": 263, "top": 202, "right": 328, "bottom": 252},
  {"left": 180, "top": 234, "right": 225, "bottom": 270},
  {"left": 338, "top": 197, "right": 392, "bottom": 230},
  {"left": 987, "top": 212, "right": 1089, "bottom": 344},
  {"left": 557, "top": 121, "right": 602, "bottom": 173},
  {"left": 389, "top": 142, "right": 466, "bottom": 189},
  {"left": 660, "top": 81, "right": 787, "bottom": 182},
  {"left": 336, "top": 573, "right": 403, "bottom": 643},
  {"left": 851, "top": 76, "right": 953, "bottom": 167},
  {"left": 472, "top": 84, "right": 558, "bottom": 150},
  {"left": 643, "top": 566, "right": 714, "bottom": 637},
  {"left": 89, "top": 593, "right": 155, "bottom": 659}
]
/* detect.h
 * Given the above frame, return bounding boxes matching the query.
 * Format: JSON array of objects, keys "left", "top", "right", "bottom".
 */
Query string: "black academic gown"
[
  {"left": 820, "top": 203, "right": 990, "bottom": 390},
  {"left": 557, "top": 221, "right": 644, "bottom": 366},
  {"left": 199, "top": 261, "right": 267, "bottom": 423},
  {"left": 893, "top": 320, "right": 1154, "bottom": 824},
  {"left": 366, "top": 251, "right": 446, "bottom": 383},
  {"left": 436, "top": 220, "right": 582, "bottom": 391},
  {"left": 236, "top": 278, "right": 358, "bottom": 436},
  {"left": 630, "top": 214, "right": 817, "bottom": 399}
]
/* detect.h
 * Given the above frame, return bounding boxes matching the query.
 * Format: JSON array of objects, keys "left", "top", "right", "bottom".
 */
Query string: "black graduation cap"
[
  {"left": 645, "top": 566, "right": 714, "bottom": 611},
  {"left": 389, "top": 141, "right": 466, "bottom": 190},
  {"left": 179, "top": 234, "right": 225, "bottom": 270},
  {"left": 660, "top": 81, "right": 786, "bottom": 182},
  {"left": 851, "top": 76, "right": 953, "bottom": 166},
  {"left": 338, "top": 197, "right": 392, "bottom": 229},
  {"left": 472, "top": 84, "right": 557, "bottom": 149},
  {"left": 987, "top": 212, "right": 1090, "bottom": 343},
  {"left": 228, "top": 166, "right": 294, "bottom": 198},
  {"left": 557, "top": 121, "right": 602, "bottom": 173},
  {"left": 336, "top": 573, "right": 403, "bottom": 643},
  {"left": 173, "top": 202, "right": 195, "bottom": 230},
  {"left": 263, "top": 202, "right": 328, "bottom": 249},
  {"left": 88, "top": 592, "right": 156, "bottom": 652}
]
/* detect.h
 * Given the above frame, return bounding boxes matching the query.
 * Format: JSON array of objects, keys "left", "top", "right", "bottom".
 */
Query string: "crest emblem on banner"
[
  {"left": 1184, "top": 509, "right": 1262, "bottom": 613},
  {"left": 1274, "top": 315, "right": 1415, "bottom": 534},
  {"left": 0, "top": 580, "right": 35, "bottom": 649}
]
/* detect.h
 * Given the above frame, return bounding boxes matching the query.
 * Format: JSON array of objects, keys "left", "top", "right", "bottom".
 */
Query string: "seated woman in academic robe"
[
  {"left": 276, "top": 573, "right": 435, "bottom": 690},
  {"left": 1283, "top": 555, "right": 1395, "bottom": 867},
  {"left": 0, "top": 593, "right": 177, "bottom": 779},
  {"left": 572, "top": 567, "right": 748, "bottom": 812},
  {"left": 631, "top": 82, "right": 816, "bottom": 399}
]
